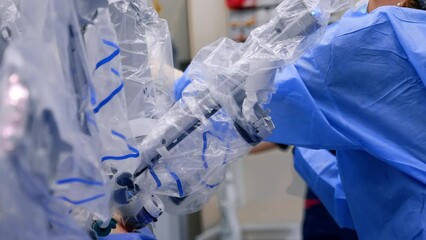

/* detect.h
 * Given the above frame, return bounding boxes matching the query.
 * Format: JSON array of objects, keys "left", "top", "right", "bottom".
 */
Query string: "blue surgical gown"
[
  {"left": 266, "top": 6, "right": 426, "bottom": 240},
  {"left": 293, "top": 147, "right": 354, "bottom": 229}
]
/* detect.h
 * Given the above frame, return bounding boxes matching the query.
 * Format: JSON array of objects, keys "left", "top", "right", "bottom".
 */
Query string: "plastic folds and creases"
[
  {"left": 0, "top": 1, "right": 110, "bottom": 238},
  {"left": 0, "top": 0, "right": 354, "bottom": 238},
  {"left": 109, "top": 0, "right": 174, "bottom": 124},
  {"left": 135, "top": 0, "right": 353, "bottom": 215}
]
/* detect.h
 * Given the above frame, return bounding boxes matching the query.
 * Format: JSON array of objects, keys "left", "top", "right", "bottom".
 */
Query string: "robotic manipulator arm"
[
  {"left": 0, "top": 0, "right": 352, "bottom": 237},
  {"left": 109, "top": 0, "right": 353, "bottom": 233}
]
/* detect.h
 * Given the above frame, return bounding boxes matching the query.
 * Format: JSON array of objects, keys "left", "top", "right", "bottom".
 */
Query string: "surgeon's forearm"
[{"left": 250, "top": 142, "right": 278, "bottom": 154}]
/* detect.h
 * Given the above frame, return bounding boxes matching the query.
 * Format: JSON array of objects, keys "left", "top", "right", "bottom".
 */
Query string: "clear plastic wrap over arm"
[
  {"left": 0, "top": 0, "right": 21, "bottom": 64},
  {"left": 0, "top": 0, "right": 113, "bottom": 238},
  {"left": 0, "top": 0, "right": 355, "bottom": 237},
  {"left": 84, "top": 7, "right": 141, "bottom": 176},
  {"left": 0, "top": 42, "right": 103, "bottom": 240},
  {"left": 109, "top": 0, "right": 174, "bottom": 126},
  {"left": 133, "top": 0, "right": 353, "bottom": 215},
  {"left": 100, "top": 0, "right": 176, "bottom": 229}
]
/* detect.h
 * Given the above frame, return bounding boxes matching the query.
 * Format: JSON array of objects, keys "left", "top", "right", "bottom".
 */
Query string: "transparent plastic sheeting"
[
  {"left": 0, "top": 0, "right": 21, "bottom": 64},
  {"left": 109, "top": 0, "right": 174, "bottom": 124},
  {"left": 0, "top": 0, "right": 353, "bottom": 239},
  {"left": 0, "top": 0, "right": 109, "bottom": 239},
  {"left": 184, "top": 0, "right": 353, "bottom": 127},
  {"left": 84, "top": 7, "right": 140, "bottom": 176},
  {"left": 135, "top": 0, "right": 353, "bottom": 215},
  {"left": 136, "top": 107, "right": 251, "bottom": 214},
  {"left": 0, "top": 0, "right": 174, "bottom": 238}
]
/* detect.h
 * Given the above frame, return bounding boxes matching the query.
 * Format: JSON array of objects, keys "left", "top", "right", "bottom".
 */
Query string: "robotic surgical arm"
[
  {"left": 110, "top": 0, "right": 353, "bottom": 232},
  {"left": 0, "top": 0, "right": 352, "bottom": 238}
]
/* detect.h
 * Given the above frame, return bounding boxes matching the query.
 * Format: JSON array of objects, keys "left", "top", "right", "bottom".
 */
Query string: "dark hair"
[
  {"left": 401, "top": 0, "right": 426, "bottom": 9},
  {"left": 417, "top": 0, "right": 426, "bottom": 9}
]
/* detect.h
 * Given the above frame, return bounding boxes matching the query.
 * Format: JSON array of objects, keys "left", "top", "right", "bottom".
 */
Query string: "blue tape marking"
[
  {"left": 85, "top": 111, "right": 98, "bottom": 131},
  {"left": 103, "top": 130, "right": 140, "bottom": 160},
  {"left": 102, "top": 39, "right": 119, "bottom": 49},
  {"left": 89, "top": 81, "right": 97, "bottom": 105},
  {"left": 169, "top": 172, "right": 184, "bottom": 198},
  {"left": 201, "top": 132, "right": 209, "bottom": 169},
  {"left": 111, "top": 130, "right": 127, "bottom": 140},
  {"left": 101, "top": 153, "right": 139, "bottom": 161},
  {"left": 93, "top": 80, "right": 124, "bottom": 114},
  {"left": 95, "top": 40, "right": 120, "bottom": 70},
  {"left": 101, "top": 130, "right": 140, "bottom": 162},
  {"left": 58, "top": 194, "right": 105, "bottom": 205},
  {"left": 204, "top": 181, "right": 220, "bottom": 189},
  {"left": 199, "top": 130, "right": 230, "bottom": 189},
  {"left": 149, "top": 167, "right": 162, "bottom": 187},
  {"left": 56, "top": 178, "right": 104, "bottom": 186},
  {"left": 111, "top": 67, "right": 120, "bottom": 77},
  {"left": 125, "top": 145, "right": 139, "bottom": 157},
  {"left": 110, "top": 130, "right": 140, "bottom": 154},
  {"left": 201, "top": 131, "right": 226, "bottom": 169}
]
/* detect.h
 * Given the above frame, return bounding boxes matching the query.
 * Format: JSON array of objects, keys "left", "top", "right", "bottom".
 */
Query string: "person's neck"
[{"left": 367, "top": 0, "right": 400, "bottom": 12}]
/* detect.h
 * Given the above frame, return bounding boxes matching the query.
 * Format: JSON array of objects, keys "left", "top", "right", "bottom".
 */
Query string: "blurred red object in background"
[{"left": 225, "top": 0, "right": 256, "bottom": 9}]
